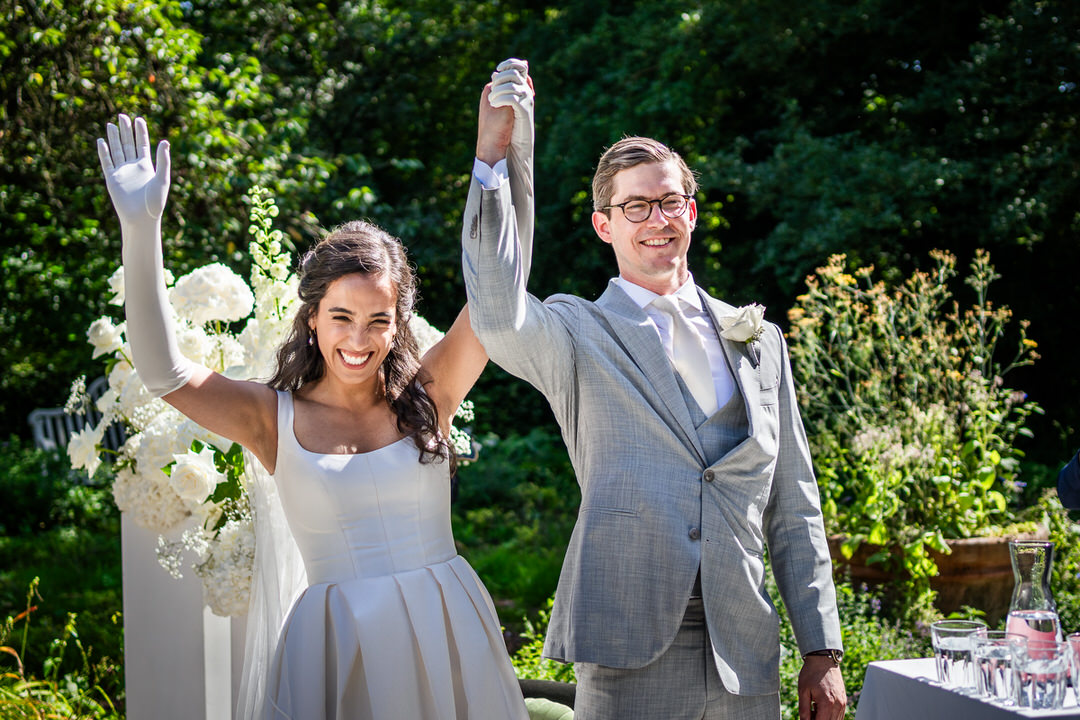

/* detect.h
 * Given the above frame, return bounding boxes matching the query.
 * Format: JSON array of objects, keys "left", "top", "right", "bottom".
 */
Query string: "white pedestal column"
[{"left": 121, "top": 514, "right": 245, "bottom": 719}]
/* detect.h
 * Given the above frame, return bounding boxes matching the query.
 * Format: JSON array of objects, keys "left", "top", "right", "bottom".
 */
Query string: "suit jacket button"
[
  {"left": 689, "top": 528, "right": 701, "bottom": 540},
  {"left": 703, "top": 470, "right": 715, "bottom": 482}
]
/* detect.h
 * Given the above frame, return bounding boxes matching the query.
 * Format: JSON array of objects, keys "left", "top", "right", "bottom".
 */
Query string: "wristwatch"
[{"left": 803, "top": 649, "right": 844, "bottom": 666}]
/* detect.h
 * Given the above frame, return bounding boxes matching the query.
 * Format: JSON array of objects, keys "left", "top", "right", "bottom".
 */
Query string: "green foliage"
[
  {"left": 4, "top": 0, "right": 1077, "bottom": 462},
  {"left": 0, "top": 578, "right": 122, "bottom": 719},
  {"left": 510, "top": 596, "right": 576, "bottom": 684},
  {"left": 0, "top": 441, "right": 123, "bottom": 708},
  {"left": 452, "top": 428, "right": 580, "bottom": 618},
  {"left": 788, "top": 250, "right": 1044, "bottom": 601},
  {"left": 1039, "top": 491, "right": 1080, "bottom": 635}
]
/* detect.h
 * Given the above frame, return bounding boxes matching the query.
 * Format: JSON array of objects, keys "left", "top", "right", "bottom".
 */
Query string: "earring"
[{"left": 308, "top": 331, "right": 315, "bottom": 346}]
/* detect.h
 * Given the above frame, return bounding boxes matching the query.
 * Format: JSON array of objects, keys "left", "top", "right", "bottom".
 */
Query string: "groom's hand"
[
  {"left": 476, "top": 83, "right": 513, "bottom": 165},
  {"left": 798, "top": 657, "right": 846, "bottom": 720}
]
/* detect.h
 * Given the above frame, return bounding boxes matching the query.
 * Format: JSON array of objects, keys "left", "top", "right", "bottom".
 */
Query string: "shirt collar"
[{"left": 613, "top": 274, "right": 703, "bottom": 313}]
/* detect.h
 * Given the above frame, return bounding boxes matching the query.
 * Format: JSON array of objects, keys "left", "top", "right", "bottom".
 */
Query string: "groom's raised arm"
[{"left": 461, "top": 60, "right": 573, "bottom": 397}]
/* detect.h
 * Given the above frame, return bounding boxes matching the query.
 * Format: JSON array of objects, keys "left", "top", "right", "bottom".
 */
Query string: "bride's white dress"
[{"left": 259, "top": 390, "right": 528, "bottom": 719}]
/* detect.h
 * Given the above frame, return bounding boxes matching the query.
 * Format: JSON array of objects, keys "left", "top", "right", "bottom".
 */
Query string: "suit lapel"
[
  {"left": 596, "top": 282, "right": 707, "bottom": 464},
  {"left": 699, "top": 289, "right": 761, "bottom": 437}
]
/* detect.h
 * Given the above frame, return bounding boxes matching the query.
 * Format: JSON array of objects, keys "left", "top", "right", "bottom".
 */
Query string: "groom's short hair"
[{"left": 592, "top": 136, "right": 699, "bottom": 212}]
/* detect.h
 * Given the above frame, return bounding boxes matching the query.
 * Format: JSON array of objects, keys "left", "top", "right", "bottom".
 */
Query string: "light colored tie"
[{"left": 651, "top": 296, "right": 718, "bottom": 416}]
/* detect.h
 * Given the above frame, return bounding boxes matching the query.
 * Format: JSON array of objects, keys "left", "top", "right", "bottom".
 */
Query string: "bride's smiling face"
[{"left": 308, "top": 272, "right": 398, "bottom": 389}]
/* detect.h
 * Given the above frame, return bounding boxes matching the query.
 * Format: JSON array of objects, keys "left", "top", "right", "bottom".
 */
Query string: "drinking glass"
[
  {"left": 970, "top": 630, "right": 1021, "bottom": 704},
  {"left": 930, "top": 619, "right": 987, "bottom": 692},
  {"left": 1010, "top": 636, "right": 1070, "bottom": 709},
  {"left": 1067, "top": 632, "right": 1080, "bottom": 705}
]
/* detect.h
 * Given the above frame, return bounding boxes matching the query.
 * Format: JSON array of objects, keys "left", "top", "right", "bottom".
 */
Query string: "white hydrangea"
[
  {"left": 170, "top": 263, "right": 254, "bottom": 326},
  {"left": 236, "top": 318, "right": 277, "bottom": 380},
  {"left": 211, "top": 333, "right": 247, "bottom": 375},
  {"left": 198, "top": 516, "right": 256, "bottom": 617},
  {"left": 108, "top": 266, "right": 174, "bottom": 307},
  {"left": 176, "top": 324, "right": 214, "bottom": 365},
  {"left": 410, "top": 314, "right": 445, "bottom": 356},
  {"left": 112, "top": 467, "right": 190, "bottom": 533},
  {"left": 87, "top": 317, "right": 125, "bottom": 358}
]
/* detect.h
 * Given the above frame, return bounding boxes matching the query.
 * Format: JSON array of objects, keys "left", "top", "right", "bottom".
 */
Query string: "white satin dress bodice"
[{"left": 260, "top": 391, "right": 527, "bottom": 720}]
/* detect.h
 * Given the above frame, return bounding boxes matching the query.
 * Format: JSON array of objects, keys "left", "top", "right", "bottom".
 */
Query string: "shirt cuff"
[{"left": 473, "top": 157, "right": 509, "bottom": 190}]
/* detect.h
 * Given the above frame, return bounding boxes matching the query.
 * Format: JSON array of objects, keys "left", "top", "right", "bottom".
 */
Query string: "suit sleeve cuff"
[{"left": 473, "top": 157, "right": 508, "bottom": 190}]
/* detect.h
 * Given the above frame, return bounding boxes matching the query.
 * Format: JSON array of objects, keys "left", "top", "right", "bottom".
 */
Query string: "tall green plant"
[{"left": 788, "top": 250, "right": 1042, "bottom": 600}]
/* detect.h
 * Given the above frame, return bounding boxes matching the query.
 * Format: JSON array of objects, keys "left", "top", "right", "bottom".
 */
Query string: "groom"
[{"left": 462, "top": 60, "right": 846, "bottom": 720}]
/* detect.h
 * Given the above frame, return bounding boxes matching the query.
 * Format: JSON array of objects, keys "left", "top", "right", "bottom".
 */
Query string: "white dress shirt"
[{"left": 614, "top": 276, "right": 735, "bottom": 412}]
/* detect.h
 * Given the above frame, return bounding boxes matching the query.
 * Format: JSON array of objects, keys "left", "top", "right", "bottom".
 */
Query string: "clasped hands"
[{"left": 477, "top": 58, "right": 534, "bottom": 166}]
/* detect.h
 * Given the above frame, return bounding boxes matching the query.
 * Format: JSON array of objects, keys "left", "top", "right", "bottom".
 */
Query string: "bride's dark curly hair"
[{"left": 267, "top": 220, "right": 453, "bottom": 467}]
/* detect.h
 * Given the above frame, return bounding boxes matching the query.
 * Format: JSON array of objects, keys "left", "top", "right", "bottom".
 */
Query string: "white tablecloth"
[{"left": 855, "top": 658, "right": 1080, "bottom": 720}]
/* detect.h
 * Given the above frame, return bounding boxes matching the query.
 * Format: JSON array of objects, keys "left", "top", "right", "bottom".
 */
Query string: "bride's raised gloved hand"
[
  {"left": 96, "top": 114, "right": 192, "bottom": 397},
  {"left": 97, "top": 114, "right": 171, "bottom": 233}
]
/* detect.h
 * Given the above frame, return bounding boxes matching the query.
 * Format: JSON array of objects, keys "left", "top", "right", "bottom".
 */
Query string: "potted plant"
[{"left": 786, "top": 249, "right": 1044, "bottom": 621}]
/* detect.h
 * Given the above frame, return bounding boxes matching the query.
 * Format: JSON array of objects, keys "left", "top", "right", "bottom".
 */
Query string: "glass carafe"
[{"left": 1005, "top": 540, "right": 1062, "bottom": 641}]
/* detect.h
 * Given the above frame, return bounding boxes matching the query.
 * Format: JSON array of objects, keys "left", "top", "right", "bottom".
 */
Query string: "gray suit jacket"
[{"left": 461, "top": 177, "right": 842, "bottom": 695}]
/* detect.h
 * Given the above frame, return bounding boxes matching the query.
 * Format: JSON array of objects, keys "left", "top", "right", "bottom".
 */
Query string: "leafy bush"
[
  {"left": 511, "top": 596, "right": 577, "bottom": 684},
  {"left": 0, "top": 578, "right": 122, "bottom": 719},
  {"left": 1039, "top": 490, "right": 1080, "bottom": 635},
  {"left": 0, "top": 440, "right": 124, "bottom": 708},
  {"left": 787, "top": 249, "right": 1043, "bottom": 604},
  {"left": 0, "top": 436, "right": 101, "bottom": 536},
  {"left": 452, "top": 428, "right": 580, "bottom": 619}
]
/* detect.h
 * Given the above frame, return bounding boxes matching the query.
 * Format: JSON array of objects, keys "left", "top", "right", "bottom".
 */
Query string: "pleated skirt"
[{"left": 263, "top": 555, "right": 528, "bottom": 720}]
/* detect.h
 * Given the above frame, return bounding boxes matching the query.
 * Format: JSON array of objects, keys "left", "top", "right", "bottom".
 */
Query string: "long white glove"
[
  {"left": 488, "top": 58, "right": 535, "bottom": 281},
  {"left": 97, "top": 114, "right": 194, "bottom": 397}
]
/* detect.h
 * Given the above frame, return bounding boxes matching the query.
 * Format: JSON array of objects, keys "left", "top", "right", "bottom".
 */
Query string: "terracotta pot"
[{"left": 827, "top": 528, "right": 1050, "bottom": 624}]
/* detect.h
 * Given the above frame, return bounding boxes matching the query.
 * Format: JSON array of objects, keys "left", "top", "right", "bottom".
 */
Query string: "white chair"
[{"left": 28, "top": 376, "right": 126, "bottom": 452}]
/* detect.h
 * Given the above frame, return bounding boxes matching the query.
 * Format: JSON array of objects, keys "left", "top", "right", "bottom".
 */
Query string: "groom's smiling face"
[{"left": 592, "top": 159, "right": 697, "bottom": 297}]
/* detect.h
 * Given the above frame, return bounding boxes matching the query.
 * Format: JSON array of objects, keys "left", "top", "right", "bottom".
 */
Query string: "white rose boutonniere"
[{"left": 719, "top": 303, "right": 766, "bottom": 343}]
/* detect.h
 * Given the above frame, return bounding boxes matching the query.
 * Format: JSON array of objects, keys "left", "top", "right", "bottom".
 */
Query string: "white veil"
[{"left": 235, "top": 449, "right": 306, "bottom": 720}]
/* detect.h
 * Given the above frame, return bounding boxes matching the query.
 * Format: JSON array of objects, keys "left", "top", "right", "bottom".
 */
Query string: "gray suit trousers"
[{"left": 574, "top": 598, "right": 781, "bottom": 720}]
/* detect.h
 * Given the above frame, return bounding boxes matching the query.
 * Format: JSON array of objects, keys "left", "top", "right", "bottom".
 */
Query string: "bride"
[{"left": 95, "top": 61, "right": 534, "bottom": 720}]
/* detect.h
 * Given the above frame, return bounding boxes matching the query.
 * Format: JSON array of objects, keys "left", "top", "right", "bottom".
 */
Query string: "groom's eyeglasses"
[{"left": 601, "top": 193, "right": 692, "bottom": 223}]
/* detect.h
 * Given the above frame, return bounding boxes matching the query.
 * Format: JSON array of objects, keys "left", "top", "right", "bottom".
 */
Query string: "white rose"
[
  {"left": 67, "top": 423, "right": 104, "bottom": 476},
  {"left": 87, "top": 317, "right": 125, "bottom": 358},
  {"left": 170, "top": 263, "right": 254, "bottom": 326},
  {"left": 719, "top": 303, "right": 767, "bottom": 343},
  {"left": 169, "top": 445, "right": 224, "bottom": 506}
]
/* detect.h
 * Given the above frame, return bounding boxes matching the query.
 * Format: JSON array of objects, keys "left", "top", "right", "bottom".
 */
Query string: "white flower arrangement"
[{"left": 67, "top": 187, "right": 477, "bottom": 616}]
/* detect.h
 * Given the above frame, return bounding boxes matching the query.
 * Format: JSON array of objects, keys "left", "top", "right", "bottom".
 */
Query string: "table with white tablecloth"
[{"left": 855, "top": 658, "right": 1080, "bottom": 720}]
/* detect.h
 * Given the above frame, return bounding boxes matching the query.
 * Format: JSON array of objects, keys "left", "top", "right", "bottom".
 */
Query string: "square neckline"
[{"left": 283, "top": 391, "right": 411, "bottom": 458}]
